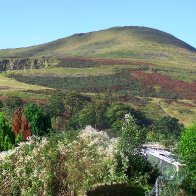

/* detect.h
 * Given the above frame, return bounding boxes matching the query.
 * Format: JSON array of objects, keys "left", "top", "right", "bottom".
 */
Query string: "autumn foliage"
[
  {"left": 12, "top": 109, "right": 21, "bottom": 136},
  {"left": 12, "top": 109, "right": 31, "bottom": 141}
]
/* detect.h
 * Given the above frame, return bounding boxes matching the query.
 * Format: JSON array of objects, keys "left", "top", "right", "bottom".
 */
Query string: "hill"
[
  {"left": 0, "top": 26, "right": 196, "bottom": 68},
  {"left": 0, "top": 26, "right": 195, "bottom": 125}
]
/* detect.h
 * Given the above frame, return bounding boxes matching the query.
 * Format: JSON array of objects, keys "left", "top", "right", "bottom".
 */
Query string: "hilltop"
[{"left": 0, "top": 26, "right": 195, "bottom": 68}]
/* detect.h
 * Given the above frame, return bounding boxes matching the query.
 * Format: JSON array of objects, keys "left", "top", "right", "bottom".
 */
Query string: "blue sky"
[{"left": 0, "top": 0, "right": 196, "bottom": 49}]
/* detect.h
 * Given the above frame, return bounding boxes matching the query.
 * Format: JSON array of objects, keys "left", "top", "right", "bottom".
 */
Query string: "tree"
[
  {"left": 93, "top": 99, "right": 109, "bottom": 129},
  {"left": 12, "top": 109, "right": 22, "bottom": 136},
  {"left": 117, "top": 114, "right": 146, "bottom": 177},
  {"left": 106, "top": 103, "right": 132, "bottom": 132},
  {"left": 179, "top": 124, "right": 196, "bottom": 191},
  {"left": 12, "top": 109, "right": 31, "bottom": 141},
  {"left": 65, "top": 92, "right": 91, "bottom": 116},
  {"left": 48, "top": 95, "right": 65, "bottom": 117},
  {"left": 0, "top": 112, "right": 15, "bottom": 151},
  {"left": 155, "top": 116, "right": 183, "bottom": 137},
  {"left": 48, "top": 94, "right": 66, "bottom": 131},
  {"left": 15, "top": 131, "right": 23, "bottom": 144},
  {"left": 24, "top": 103, "right": 51, "bottom": 136},
  {"left": 4, "top": 135, "right": 12, "bottom": 150},
  {"left": 21, "top": 117, "right": 31, "bottom": 141},
  {"left": 77, "top": 104, "right": 96, "bottom": 128},
  {"left": 153, "top": 116, "right": 184, "bottom": 146},
  {"left": 73, "top": 99, "right": 109, "bottom": 129}
]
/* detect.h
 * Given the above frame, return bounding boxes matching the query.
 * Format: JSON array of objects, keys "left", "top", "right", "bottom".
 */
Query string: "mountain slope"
[
  {"left": 0, "top": 27, "right": 195, "bottom": 67},
  {"left": 0, "top": 26, "right": 195, "bottom": 125}
]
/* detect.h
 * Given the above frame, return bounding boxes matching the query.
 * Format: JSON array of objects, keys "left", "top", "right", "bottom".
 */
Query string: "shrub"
[
  {"left": 179, "top": 124, "right": 196, "bottom": 192},
  {"left": 24, "top": 103, "right": 51, "bottom": 136},
  {"left": 0, "top": 127, "right": 127, "bottom": 195}
]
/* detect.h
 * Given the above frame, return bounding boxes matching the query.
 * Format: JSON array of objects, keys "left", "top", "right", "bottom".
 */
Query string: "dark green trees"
[
  {"left": 77, "top": 99, "right": 109, "bottom": 129},
  {"left": 24, "top": 103, "right": 51, "bottom": 136},
  {"left": 48, "top": 95, "right": 65, "bottom": 117},
  {"left": 106, "top": 103, "right": 133, "bottom": 132},
  {"left": 0, "top": 112, "right": 15, "bottom": 151},
  {"left": 151, "top": 116, "right": 184, "bottom": 146},
  {"left": 65, "top": 92, "right": 91, "bottom": 116},
  {"left": 155, "top": 116, "right": 183, "bottom": 138}
]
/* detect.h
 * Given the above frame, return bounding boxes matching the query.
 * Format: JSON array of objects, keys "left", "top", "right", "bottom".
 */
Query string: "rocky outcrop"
[{"left": 0, "top": 58, "right": 58, "bottom": 72}]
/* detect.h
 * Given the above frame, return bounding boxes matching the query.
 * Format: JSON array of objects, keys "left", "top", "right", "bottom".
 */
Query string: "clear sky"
[{"left": 0, "top": 0, "right": 196, "bottom": 49}]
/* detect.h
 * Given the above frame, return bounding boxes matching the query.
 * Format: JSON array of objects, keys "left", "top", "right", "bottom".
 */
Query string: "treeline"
[{"left": 0, "top": 91, "right": 184, "bottom": 151}]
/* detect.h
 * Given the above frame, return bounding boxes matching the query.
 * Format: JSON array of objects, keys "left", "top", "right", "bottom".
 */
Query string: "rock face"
[{"left": 0, "top": 58, "right": 57, "bottom": 72}]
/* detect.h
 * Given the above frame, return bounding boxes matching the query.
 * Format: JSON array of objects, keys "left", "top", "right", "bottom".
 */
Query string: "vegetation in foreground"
[{"left": 0, "top": 93, "right": 195, "bottom": 195}]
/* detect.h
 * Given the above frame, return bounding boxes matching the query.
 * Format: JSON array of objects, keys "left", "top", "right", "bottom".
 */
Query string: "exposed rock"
[{"left": 0, "top": 58, "right": 58, "bottom": 72}]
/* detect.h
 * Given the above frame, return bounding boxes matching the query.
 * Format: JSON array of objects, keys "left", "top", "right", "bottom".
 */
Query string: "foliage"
[
  {"left": 117, "top": 114, "right": 146, "bottom": 178},
  {"left": 65, "top": 91, "right": 91, "bottom": 115},
  {"left": 149, "top": 116, "right": 184, "bottom": 147},
  {"left": 12, "top": 109, "right": 31, "bottom": 141},
  {"left": 0, "top": 112, "right": 15, "bottom": 151},
  {"left": 10, "top": 69, "right": 183, "bottom": 100},
  {"left": 76, "top": 104, "right": 96, "bottom": 129},
  {"left": 77, "top": 98, "right": 109, "bottom": 129},
  {"left": 0, "top": 127, "right": 128, "bottom": 195},
  {"left": 106, "top": 103, "right": 149, "bottom": 133},
  {"left": 155, "top": 116, "right": 184, "bottom": 138},
  {"left": 0, "top": 100, "right": 3, "bottom": 110},
  {"left": 179, "top": 124, "right": 196, "bottom": 192},
  {"left": 107, "top": 103, "right": 131, "bottom": 125},
  {"left": 15, "top": 131, "right": 23, "bottom": 144},
  {"left": 24, "top": 103, "right": 51, "bottom": 136},
  {"left": 4, "top": 96, "right": 23, "bottom": 116},
  {"left": 48, "top": 94, "right": 65, "bottom": 117},
  {"left": 20, "top": 117, "right": 31, "bottom": 141},
  {"left": 160, "top": 179, "right": 184, "bottom": 196},
  {"left": 106, "top": 103, "right": 132, "bottom": 132},
  {"left": 12, "top": 109, "right": 22, "bottom": 136}
]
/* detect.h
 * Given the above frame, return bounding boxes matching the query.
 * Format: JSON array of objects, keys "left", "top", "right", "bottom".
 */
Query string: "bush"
[
  {"left": 24, "top": 103, "right": 51, "bottom": 136},
  {"left": 179, "top": 124, "right": 196, "bottom": 192},
  {"left": 0, "top": 127, "right": 127, "bottom": 195}
]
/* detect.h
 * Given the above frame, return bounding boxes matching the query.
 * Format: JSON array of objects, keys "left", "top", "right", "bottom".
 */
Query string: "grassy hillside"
[
  {"left": 0, "top": 26, "right": 196, "bottom": 69},
  {"left": 0, "top": 26, "right": 195, "bottom": 125}
]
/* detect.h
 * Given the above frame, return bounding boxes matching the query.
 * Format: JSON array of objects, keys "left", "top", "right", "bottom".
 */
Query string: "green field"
[{"left": 0, "top": 74, "right": 49, "bottom": 92}]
